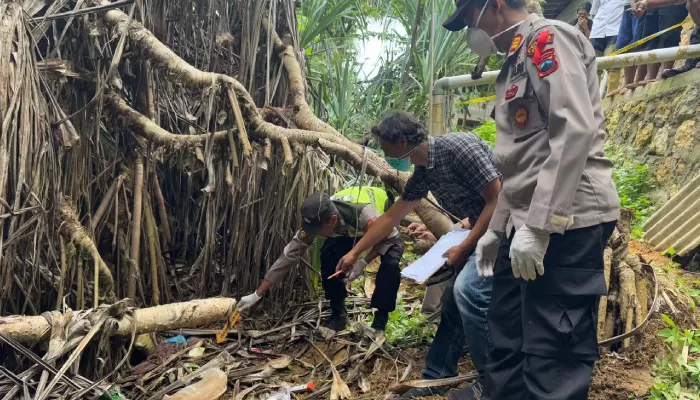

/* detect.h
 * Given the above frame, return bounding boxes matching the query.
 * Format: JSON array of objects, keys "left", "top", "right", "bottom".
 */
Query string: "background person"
[
  {"left": 575, "top": 2, "right": 595, "bottom": 38},
  {"left": 633, "top": 0, "right": 689, "bottom": 83},
  {"left": 608, "top": 0, "right": 647, "bottom": 95},
  {"left": 590, "top": 0, "right": 626, "bottom": 93},
  {"left": 590, "top": 0, "right": 626, "bottom": 55}
]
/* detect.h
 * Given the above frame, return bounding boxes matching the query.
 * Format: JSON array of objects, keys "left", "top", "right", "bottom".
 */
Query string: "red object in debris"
[{"left": 289, "top": 382, "right": 315, "bottom": 392}]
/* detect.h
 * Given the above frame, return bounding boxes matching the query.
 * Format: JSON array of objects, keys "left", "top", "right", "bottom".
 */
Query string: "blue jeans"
[
  {"left": 616, "top": 8, "right": 645, "bottom": 51},
  {"left": 422, "top": 254, "right": 494, "bottom": 379}
]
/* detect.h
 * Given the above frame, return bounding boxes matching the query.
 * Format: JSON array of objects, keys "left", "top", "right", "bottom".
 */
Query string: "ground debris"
[{"left": 0, "top": 298, "right": 415, "bottom": 400}]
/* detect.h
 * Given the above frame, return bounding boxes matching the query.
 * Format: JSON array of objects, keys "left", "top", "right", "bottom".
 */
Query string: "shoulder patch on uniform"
[
  {"left": 526, "top": 31, "right": 553, "bottom": 58},
  {"left": 532, "top": 30, "right": 554, "bottom": 65},
  {"left": 505, "top": 84, "right": 519, "bottom": 100},
  {"left": 299, "top": 230, "right": 308, "bottom": 240},
  {"left": 514, "top": 107, "right": 528, "bottom": 126},
  {"left": 536, "top": 48, "right": 559, "bottom": 78},
  {"left": 526, "top": 41, "right": 536, "bottom": 57},
  {"left": 509, "top": 34, "right": 523, "bottom": 54}
]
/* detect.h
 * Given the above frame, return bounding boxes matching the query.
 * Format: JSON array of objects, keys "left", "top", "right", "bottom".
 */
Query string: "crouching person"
[{"left": 237, "top": 187, "right": 404, "bottom": 332}]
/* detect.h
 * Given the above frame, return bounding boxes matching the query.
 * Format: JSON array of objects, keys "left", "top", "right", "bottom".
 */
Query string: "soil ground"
[
  {"left": 354, "top": 239, "right": 700, "bottom": 400},
  {"left": 215, "top": 238, "right": 699, "bottom": 399}
]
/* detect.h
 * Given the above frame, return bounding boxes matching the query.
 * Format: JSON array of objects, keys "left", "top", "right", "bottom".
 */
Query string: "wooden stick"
[{"left": 36, "top": 0, "right": 135, "bottom": 22}]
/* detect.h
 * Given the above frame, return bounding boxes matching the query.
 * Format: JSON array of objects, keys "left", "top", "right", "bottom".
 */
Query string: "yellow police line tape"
[
  {"left": 460, "top": 95, "right": 496, "bottom": 105},
  {"left": 609, "top": 16, "right": 692, "bottom": 56},
  {"left": 457, "top": 17, "right": 693, "bottom": 106}
]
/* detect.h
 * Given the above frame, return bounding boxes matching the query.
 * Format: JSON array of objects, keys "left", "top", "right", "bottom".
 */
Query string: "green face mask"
[{"left": 386, "top": 157, "right": 410, "bottom": 172}]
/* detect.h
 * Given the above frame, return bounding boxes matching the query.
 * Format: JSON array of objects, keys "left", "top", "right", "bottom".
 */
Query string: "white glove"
[
  {"left": 237, "top": 291, "right": 262, "bottom": 312},
  {"left": 509, "top": 225, "right": 550, "bottom": 281},
  {"left": 475, "top": 230, "right": 504, "bottom": 277},
  {"left": 344, "top": 259, "right": 368, "bottom": 283}
]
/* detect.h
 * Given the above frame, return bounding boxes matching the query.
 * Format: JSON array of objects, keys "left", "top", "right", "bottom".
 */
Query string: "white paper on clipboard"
[{"left": 401, "top": 227, "right": 471, "bottom": 284}]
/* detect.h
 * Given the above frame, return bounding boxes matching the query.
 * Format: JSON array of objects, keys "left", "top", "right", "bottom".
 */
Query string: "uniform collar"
[
  {"left": 335, "top": 217, "right": 347, "bottom": 231},
  {"left": 427, "top": 137, "right": 436, "bottom": 170},
  {"left": 505, "top": 13, "right": 543, "bottom": 61}
]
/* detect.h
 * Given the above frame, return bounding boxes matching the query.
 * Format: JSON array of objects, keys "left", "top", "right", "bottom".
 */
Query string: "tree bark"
[
  {"left": 128, "top": 155, "right": 144, "bottom": 301},
  {"left": 97, "top": 0, "right": 454, "bottom": 246},
  {"left": 0, "top": 297, "right": 236, "bottom": 344},
  {"left": 597, "top": 247, "right": 613, "bottom": 341},
  {"left": 56, "top": 197, "right": 115, "bottom": 304}
]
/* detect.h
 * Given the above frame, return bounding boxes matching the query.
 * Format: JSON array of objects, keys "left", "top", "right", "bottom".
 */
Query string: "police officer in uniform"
[
  {"left": 236, "top": 187, "right": 404, "bottom": 332},
  {"left": 442, "top": 0, "right": 621, "bottom": 398}
]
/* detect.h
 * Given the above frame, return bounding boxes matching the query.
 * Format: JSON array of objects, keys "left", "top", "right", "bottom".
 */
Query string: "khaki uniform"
[
  {"left": 482, "top": 15, "right": 621, "bottom": 400},
  {"left": 264, "top": 202, "right": 399, "bottom": 285},
  {"left": 490, "top": 13, "right": 620, "bottom": 237}
]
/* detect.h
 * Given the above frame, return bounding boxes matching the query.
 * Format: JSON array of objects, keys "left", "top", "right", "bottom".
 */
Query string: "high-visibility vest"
[{"left": 331, "top": 186, "right": 391, "bottom": 214}]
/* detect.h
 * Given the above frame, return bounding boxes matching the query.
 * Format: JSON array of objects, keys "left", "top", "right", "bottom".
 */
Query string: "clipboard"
[{"left": 401, "top": 227, "right": 471, "bottom": 284}]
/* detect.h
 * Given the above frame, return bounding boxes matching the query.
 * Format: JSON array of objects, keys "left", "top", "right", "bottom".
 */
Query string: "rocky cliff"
[{"left": 603, "top": 68, "right": 700, "bottom": 203}]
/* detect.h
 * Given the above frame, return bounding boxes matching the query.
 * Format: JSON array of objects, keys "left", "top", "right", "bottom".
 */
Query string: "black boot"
[
  {"left": 371, "top": 310, "right": 389, "bottom": 331},
  {"left": 448, "top": 378, "right": 484, "bottom": 400},
  {"left": 324, "top": 300, "right": 347, "bottom": 331}
]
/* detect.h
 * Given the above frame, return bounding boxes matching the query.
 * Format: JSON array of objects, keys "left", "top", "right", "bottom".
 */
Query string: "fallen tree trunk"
[{"left": 0, "top": 298, "right": 235, "bottom": 344}]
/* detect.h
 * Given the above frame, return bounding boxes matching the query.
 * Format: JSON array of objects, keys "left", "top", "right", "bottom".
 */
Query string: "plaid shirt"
[{"left": 402, "top": 133, "right": 501, "bottom": 225}]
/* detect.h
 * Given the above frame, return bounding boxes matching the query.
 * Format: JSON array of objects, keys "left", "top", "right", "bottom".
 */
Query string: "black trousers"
[
  {"left": 483, "top": 222, "right": 615, "bottom": 400},
  {"left": 320, "top": 236, "right": 404, "bottom": 312}
]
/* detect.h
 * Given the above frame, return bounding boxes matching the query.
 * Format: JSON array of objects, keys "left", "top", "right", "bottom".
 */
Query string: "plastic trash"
[
  {"left": 99, "top": 387, "right": 125, "bottom": 400},
  {"left": 290, "top": 383, "right": 315, "bottom": 392},
  {"left": 163, "top": 368, "right": 227, "bottom": 400},
  {"left": 265, "top": 386, "right": 291, "bottom": 400},
  {"left": 164, "top": 335, "right": 187, "bottom": 344},
  {"left": 187, "top": 347, "right": 206, "bottom": 358},
  {"left": 265, "top": 383, "right": 315, "bottom": 399}
]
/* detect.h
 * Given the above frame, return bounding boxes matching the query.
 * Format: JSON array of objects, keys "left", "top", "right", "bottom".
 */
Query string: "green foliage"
[
  {"left": 369, "top": 294, "right": 436, "bottom": 346},
  {"left": 607, "top": 144, "right": 658, "bottom": 239},
  {"left": 650, "top": 315, "right": 700, "bottom": 399},
  {"left": 401, "top": 242, "right": 419, "bottom": 265},
  {"left": 471, "top": 119, "right": 496, "bottom": 147},
  {"left": 676, "top": 278, "right": 700, "bottom": 309},
  {"left": 299, "top": 0, "right": 488, "bottom": 140},
  {"left": 298, "top": 0, "right": 361, "bottom": 49}
]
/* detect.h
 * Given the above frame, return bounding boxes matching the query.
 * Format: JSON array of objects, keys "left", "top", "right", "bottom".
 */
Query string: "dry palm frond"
[
  {"left": 387, "top": 374, "right": 479, "bottom": 396},
  {"left": 308, "top": 339, "right": 352, "bottom": 400}
]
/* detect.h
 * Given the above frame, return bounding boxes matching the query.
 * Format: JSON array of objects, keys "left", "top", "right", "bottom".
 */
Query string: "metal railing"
[{"left": 429, "top": 43, "right": 700, "bottom": 135}]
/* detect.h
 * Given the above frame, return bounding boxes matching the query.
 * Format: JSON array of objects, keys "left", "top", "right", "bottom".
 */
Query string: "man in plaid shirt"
[{"left": 337, "top": 111, "right": 501, "bottom": 399}]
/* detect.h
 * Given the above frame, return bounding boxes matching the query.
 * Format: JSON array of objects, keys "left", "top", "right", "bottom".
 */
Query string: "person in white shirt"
[
  {"left": 590, "top": 0, "right": 626, "bottom": 94},
  {"left": 590, "top": 0, "right": 626, "bottom": 55}
]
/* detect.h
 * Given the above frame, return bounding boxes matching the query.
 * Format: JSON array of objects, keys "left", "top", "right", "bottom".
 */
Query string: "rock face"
[{"left": 603, "top": 69, "right": 700, "bottom": 202}]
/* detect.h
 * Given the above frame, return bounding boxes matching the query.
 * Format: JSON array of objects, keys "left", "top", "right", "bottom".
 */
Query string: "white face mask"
[{"left": 466, "top": 2, "right": 524, "bottom": 58}]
